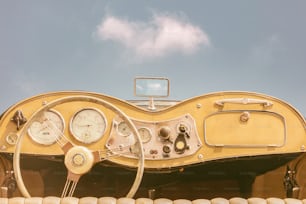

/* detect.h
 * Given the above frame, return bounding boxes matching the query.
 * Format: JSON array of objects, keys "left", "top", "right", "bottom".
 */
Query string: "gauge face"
[
  {"left": 138, "top": 127, "right": 152, "bottom": 143},
  {"left": 6, "top": 132, "right": 18, "bottom": 145},
  {"left": 117, "top": 121, "right": 132, "bottom": 137},
  {"left": 28, "top": 110, "right": 65, "bottom": 145},
  {"left": 70, "top": 108, "right": 107, "bottom": 144}
]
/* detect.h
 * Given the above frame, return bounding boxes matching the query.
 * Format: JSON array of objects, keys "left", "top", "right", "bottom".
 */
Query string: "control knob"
[{"left": 158, "top": 126, "right": 171, "bottom": 141}]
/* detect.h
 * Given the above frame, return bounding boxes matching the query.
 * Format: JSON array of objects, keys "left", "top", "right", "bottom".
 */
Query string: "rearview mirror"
[{"left": 134, "top": 77, "right": 169, "bottom": 98}]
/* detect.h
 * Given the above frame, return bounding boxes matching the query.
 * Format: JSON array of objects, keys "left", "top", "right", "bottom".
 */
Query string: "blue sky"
[{"left": 0, "top": 1, "right": 305, "bottom": 116}]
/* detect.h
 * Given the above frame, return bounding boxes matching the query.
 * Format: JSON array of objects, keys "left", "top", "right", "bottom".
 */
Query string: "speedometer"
[{"left": 28, "top": 110, "right": 65, "bottom": 145}]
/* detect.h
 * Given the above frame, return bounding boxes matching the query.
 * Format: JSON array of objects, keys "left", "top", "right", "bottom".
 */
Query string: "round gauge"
[
  {"left": 70, "top": 108, "right": 107, "bottom": 144},
  {"left": 6, "top": 132, "right": 18, "bottom": 145},
  {"left": 28, "top": 110, "right": 65, "bottom": 145},
  {"left": 138, "top": 127, "right": 152, "bottom": 143},
  {"left": 117, "top": 121, "right": 132, "bottom": 137}
]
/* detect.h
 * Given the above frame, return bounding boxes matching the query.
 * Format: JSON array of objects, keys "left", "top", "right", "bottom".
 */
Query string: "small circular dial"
[
  {"left": 117, "top": 121, "right": 132, "bottom": 137},
  {"left": 28, "top": 110, "right": 65, "bottom": 145},
  {"left": 70, "top": 108, "right": 107, "bottom": 144},
  {"left": 6, "top": 132, "right": 18, "bottom": 145},
  {"left": 138, "top": 127, "right": 152, "bottom": 143}
]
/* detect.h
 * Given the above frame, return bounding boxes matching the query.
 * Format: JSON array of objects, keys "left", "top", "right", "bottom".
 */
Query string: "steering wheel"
[{"left": 13, "top": 95, "right": 145, "bottom": 198}]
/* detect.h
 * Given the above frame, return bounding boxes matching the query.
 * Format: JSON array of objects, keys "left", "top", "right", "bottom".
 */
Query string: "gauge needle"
[
  {"left": 76, "top": 124, "right": 93, "bottom": 127},
  {"left": 37, "top": 123, "right": 49, "bottom": 132}
]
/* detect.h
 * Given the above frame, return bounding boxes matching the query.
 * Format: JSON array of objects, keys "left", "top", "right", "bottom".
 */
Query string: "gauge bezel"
[
  {"left": 69, "top": 107, "right": 107, "bottom": 144},
  {"left": 6, "top": 132, "right": 18, "bottom": 145},
  {"left": 117, "top": 121, "right": 132, "bottom": 137},
  {"left": 27, "top": 109, "right": 65, "bottom": 145},
  {"left": 138, "top": 127, "right": 152, "bottom": 143}
]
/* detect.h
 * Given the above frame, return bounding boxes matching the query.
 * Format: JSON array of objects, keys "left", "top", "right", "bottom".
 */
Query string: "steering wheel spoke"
[
  {"left": 61, "top": 141, "right": 74, "bottom": 154},
  {"left": 43, "top": 118, "right": 74, "bottom": 153},
  {"left": 92, "top": 150, "right": 103, "bottom": 163},
  {"left": 62, "top": 171, "right": 81, "bottom": 197}
]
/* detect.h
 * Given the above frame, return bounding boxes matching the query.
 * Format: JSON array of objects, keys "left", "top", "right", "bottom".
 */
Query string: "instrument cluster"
[
  {"left": 21, "top": 100, "right": 202, "bottom": 160},
  {"left": 26, "top": 108, "right": 107, "bottom": 146},
  {"left": 23, "top": 107, "right": 202, "bottom": 161},
  {"left": 106, "top": 114, "right": 202, "bottom": 160}
]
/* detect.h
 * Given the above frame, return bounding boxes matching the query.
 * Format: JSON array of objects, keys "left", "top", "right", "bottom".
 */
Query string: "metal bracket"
[
  {"left": 215, "top": 98, "right": 273, "bottom": 108},
  {"left": 283, "top": 165, "right": 300, "bottom": 198},
  {"left": 11, "top": 110, "right": 27, "bottom": 130}
]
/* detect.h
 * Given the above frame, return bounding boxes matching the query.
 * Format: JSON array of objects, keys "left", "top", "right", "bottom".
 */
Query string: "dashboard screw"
[{"left": 0, "top": 145, "right": 7, "bottom": 150}]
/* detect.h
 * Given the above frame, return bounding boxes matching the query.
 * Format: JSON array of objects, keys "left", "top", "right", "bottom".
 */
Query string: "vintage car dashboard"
[
  {"left": 0, "top": 90, "right": 305, "bottom": 170},
  {"left": 0, "top": 90, "right": 305, "bottom": 198}
]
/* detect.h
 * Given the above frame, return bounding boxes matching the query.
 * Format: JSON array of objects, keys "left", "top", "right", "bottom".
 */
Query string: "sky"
[{"left": 0, "top": 1, "right": 306, "bottom": 116}]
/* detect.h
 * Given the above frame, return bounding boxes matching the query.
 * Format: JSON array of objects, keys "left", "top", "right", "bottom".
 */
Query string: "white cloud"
[{"left": 96, "top": 13, "right": 210, "bottom": 59}]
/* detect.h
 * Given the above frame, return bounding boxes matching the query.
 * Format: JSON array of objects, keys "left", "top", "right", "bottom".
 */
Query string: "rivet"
[
  {"left": 0, "top": 145, "right": 7, "bottom": 150},
  {"left": 240, "top": 111, "right": 250, "bottom": 122}
]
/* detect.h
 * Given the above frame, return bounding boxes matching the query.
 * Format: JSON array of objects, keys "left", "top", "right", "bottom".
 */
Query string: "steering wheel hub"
[
  {"left": 72, "top": 153, "right": 85, "bottom": 166},
  {"left": 64, "top": 146, "right": 94, "bottom": 175}
]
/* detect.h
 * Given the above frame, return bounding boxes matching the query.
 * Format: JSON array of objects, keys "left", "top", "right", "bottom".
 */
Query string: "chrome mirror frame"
[{"left": 134, "top": 77, "right": 169, "bottom": 110}]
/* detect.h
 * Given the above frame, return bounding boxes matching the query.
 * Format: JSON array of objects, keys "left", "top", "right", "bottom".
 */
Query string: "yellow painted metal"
[{"left": 0, "top": 91, "right": 305, "bottom": 170}]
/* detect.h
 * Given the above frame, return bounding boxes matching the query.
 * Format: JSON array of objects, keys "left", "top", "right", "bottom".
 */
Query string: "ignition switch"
[{"left": 174, "top": 124, "right": 190, "bottom": 154}]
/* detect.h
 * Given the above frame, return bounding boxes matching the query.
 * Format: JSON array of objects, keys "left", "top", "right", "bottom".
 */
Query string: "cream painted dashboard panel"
[{"left": 0, "top": 91, "right": 305, "bottom": 169}]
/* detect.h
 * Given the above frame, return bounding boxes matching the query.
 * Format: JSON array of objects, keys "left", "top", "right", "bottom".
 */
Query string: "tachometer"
[
  {"left": 28, "top": 110, "right": 65, "bottom": 145},
  {"left": 70, "top": 108, "right": 107, "bottom": 144}
]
